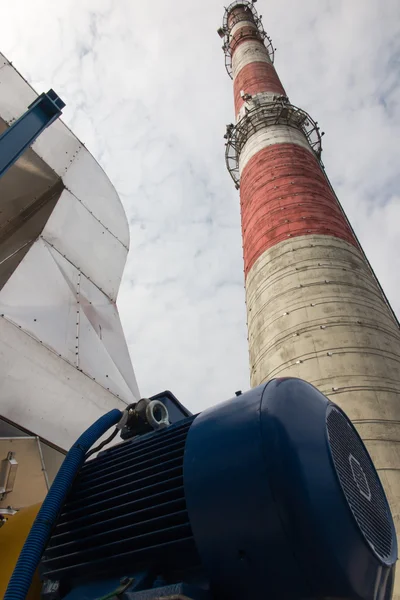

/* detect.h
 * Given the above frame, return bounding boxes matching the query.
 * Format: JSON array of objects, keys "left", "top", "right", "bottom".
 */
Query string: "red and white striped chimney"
[{"left": 220, "top": 1, "right": 400, "bottom": 579}]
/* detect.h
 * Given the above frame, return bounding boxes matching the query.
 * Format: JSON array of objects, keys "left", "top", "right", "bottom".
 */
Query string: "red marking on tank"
[
  {"left": 240, "top": 144, "right": 357, "bottom": 276},
  {"left": 234, "top": 62, "right": 286, "bottom": 115}
]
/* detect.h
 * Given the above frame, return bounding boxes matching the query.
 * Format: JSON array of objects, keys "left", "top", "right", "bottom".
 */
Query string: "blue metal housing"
[
  {"left": 184, "top": 378, "right": 396, "bottom": 600},
  {"left": 41, "top": 378, "right": 397, "bottom": 600}
]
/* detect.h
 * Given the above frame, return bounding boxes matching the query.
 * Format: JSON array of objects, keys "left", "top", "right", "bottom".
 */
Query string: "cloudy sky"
[{"left": 2, "top": 0, "right": 400, "bottom": 413}]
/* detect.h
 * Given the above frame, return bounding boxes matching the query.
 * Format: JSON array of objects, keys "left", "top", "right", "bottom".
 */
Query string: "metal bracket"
[{"left": 0, "top": 88, "right": 65, "bottom": 178}]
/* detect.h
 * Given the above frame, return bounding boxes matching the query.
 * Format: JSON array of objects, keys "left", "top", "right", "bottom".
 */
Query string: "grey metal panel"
[
  {"left": 0, "top": 117, "right": 60, "bottom": 225},
  {"left": 0, "top": 236, "right": 139, "bottom": 404},
  {"left": 0, "top": 238, "right": 78, "bottom": 364},
  {"left": 42, "top": 189, "right": 127, "bottom": 301},
  {"left": 0, "top": 60, "right": 129, "bottom": 250},
  {"left": 0, "top": 316, "right": 128, "bottom": 450},
  {"left": 0, "top": 53, "right": 140, "bottom": 452},
  {"left": 45, "top": 243, "right": 81, "bottom": 298},
  {"left": 0, "top": 63, "right": 37, "bottom": 125},
  {"left": 79, "top": 273, "right": 140, "bottom": 399},
  {"left": 0, "top": 234, "right": 139, "bottom": 401},
  {"left": 78, "top": 307, "right": 136, "bottom": 403},
  {"left": 62, "top": 148, "right": 130, "bottom": 247},
  {"left": 0, "top": 184, "right": 63, "bottom": 297},
  {"left": 32, "top": 119, "right": 83, "bottom": 177},
  {"left": 0, "top": 53, "right": 9, "bottom": 69}
]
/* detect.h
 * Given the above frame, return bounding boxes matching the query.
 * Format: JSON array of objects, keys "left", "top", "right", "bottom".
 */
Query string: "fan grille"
[{"left": 326, "top": 406, "right": 393, "bottom": 563}]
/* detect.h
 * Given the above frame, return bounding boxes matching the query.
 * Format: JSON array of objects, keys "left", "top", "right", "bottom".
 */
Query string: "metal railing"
[
  {"left": 220, "top": 0, "right": 275, "bottom": 78},
  {"left": 224, "top": 96, "right": 323, "bottom": 186}
]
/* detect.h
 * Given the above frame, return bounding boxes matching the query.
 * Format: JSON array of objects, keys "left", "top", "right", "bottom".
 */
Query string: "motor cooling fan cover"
[{"left": 183, "top": 378, "right": 397, "bottom": 600}]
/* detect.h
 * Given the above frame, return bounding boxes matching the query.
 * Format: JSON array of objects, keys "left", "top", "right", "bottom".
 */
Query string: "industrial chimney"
[{"left": 220, "top": 1, "right": 400, "bottom": 590}]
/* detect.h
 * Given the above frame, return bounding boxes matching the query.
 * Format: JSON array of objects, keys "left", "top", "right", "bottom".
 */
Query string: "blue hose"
[{"left": 4, "top": 408, "right": 122, "bottom": 600}]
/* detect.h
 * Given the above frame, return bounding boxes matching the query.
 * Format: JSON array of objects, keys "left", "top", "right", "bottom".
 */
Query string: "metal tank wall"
[
  {"left": 0, "top": 53, "right": 139, "bottom": 452},
  {"left": 220, "top": 1, "right": 400, "bottom": 588}
]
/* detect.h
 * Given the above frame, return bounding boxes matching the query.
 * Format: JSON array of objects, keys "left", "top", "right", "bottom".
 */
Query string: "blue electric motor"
[{"left": 40, "top": 378, "right": 397, "bottom": 600}]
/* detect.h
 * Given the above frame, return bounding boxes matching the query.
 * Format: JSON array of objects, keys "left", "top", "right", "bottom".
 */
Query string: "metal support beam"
[{"left": 0, "top": 89, "right": 65, "bottom": 179}]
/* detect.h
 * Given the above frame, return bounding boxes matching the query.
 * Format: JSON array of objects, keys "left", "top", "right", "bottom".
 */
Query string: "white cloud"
[{"left": 2, "top": 0, "right": 399, "bottom": 412}]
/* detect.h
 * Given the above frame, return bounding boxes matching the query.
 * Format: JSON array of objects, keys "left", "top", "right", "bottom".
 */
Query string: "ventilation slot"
[{"left": 41, "top": 416, "right": 199, "bottom": 584}]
